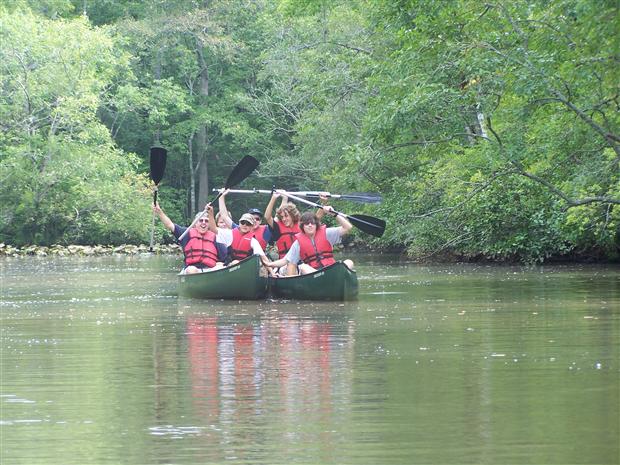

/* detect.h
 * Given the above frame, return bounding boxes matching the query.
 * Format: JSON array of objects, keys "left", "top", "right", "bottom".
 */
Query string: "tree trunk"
[
  {"left": 194, "top": 38, "right": 210, "bottom": 212},
  {"left": 188, "top": 135, "right": 196, "bottom": 217},
  {"left": 196, "top": 128, "right": 209, "bottom": 210}
]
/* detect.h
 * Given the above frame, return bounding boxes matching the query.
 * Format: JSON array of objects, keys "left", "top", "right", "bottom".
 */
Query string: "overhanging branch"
[{"left": 516, "top": 169, "right": 620, "bottom": 207}]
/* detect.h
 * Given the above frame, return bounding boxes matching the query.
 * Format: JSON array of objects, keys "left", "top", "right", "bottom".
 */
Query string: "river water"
[{"left": 1, "top": 254, "right": 618, "bottom": 464}]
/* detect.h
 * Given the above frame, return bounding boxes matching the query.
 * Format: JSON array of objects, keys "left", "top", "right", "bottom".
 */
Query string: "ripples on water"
[{"left": 1, "top": 255, "right": 618, "bottom": 464}]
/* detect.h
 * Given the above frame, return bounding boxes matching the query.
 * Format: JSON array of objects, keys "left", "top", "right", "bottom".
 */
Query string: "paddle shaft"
[
  {"left": 282, "top": 191, "right": 385, "bottom": 236},
  {"left": 149, "top": 187, "right": 160, "bottom": 251},
  {"left": 215, "top": 188, "right": 381, "bottom": 203},
  {"left": 149, "top": 146, "right": 167, "bottom": 252},
  {"left": 282, "top": 191, "right": 354, "bottom": 221}
]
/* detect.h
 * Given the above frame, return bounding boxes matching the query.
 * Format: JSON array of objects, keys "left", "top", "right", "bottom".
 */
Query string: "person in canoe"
[
  {"left": 153, "top": 203, "right": 227, "bottom": 274},
  {"left": 266, "top": 204, "right": 354, "bottom": 276},
  {"left": 263, "top": 191, "right": 301, "bottom": 274},
  {"left": 217, "top": 189, "right": 272, "bottom": 250},
  {"left": 215, "top": 211, "right": 231, "bottom": 229},
  {"left": 206, "top": 206, "right": 275, "bottom": 274}
]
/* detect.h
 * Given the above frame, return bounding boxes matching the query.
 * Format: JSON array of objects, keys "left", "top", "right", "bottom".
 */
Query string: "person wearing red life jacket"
[
  {"left": 206, "top": 208, "right": 273, "bottom": 273},
  {"left": 264, "top": 191, "right": 301, "bottom": 263},
  {"left": 217, "top": 189, "right": 272, "bottom": 249},
  {"left": 247, "top": 207, "right": 271, "bottom": 250},
  {"left": 266, "top": 205, "right": 354, "bottom": 276},
  {"left": 153, "top": 203, "right": 227, "bottom": 274},
  {"left": 264, "top": 190, "right": 332, "bottom": 275}
]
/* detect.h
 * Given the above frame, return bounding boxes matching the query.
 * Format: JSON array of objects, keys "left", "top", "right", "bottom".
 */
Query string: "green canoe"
[
  {"left": 178, "top": 255, "right": 268, "bottom": 300},
  {"left": 269, "top": 261, "right": 358, "bottom": 301}
]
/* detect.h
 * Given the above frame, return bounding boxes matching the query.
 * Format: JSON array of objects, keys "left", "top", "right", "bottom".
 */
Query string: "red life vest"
[
  {"left": 253, "top": 224, "right": 269, "bottom": 250},
  {"left": 275, "top": 222, "right": 301, "bottom": 258},
  {"left": 230, "top": 227, "right": 254, "bottom": 260},
  {"left": 183, "top": 229, "right": 219, "bottom": 268},
  {"left": 296, "top": 225, "right": 335, "bottom": 269}
]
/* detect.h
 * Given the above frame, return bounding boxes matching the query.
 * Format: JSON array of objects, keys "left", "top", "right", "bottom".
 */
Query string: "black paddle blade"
[
  {"left": 205, "top": 155, "right": 259, "bottom": 208},
  {"left": 348, "top": 214, "right": 386, "bottom": 238},
  {"left": 149, "top": 146, "right": 167, "bottom": 185},
  {"left": 225, "top": 155, "right": 259, "bottom": 188}
]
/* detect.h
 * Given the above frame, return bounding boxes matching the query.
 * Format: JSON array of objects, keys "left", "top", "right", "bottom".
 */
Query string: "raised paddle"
[
  {"left": 149, "top": 146, "right": 167, "bottom": 251},
  {"left": 178, "top": 155, "right": 259, "bottom": 241},
  {"left": 213, "top": 188, "right": 382, "bottom": 204},
  {"left": 292, "top": 191, "right": 382, "bottom": 204},
  {"left": 281, "top": 190, "right": 386, "bottom": 238}
]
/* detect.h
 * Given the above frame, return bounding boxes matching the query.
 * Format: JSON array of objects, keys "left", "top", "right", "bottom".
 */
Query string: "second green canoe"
[{"left": 269, "top": 261, "right": 358, "bottom": 301}]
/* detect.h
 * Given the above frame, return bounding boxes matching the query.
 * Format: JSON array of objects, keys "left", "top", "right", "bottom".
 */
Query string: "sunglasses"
[
  {"left": 240, "top": 220, "right": 253, "bottom": 226},
  {"left": 302, "top": 221, "right": 318, "bottom": 226}
]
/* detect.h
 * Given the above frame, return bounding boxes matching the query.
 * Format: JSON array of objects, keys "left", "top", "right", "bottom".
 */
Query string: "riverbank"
[
  {"left": 2, "top": 242, "right": 613, "bottom": 264},
  {"left": 0, "top": 239, "right": 365, "bottom": 258},
  {"left": 0, "top": 243, "right": 182, "bottom": 257}
]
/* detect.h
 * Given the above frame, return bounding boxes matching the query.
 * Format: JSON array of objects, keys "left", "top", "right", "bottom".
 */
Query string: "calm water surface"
[{"left": 1, "top": 254, "right": 618, "bottom": 464}]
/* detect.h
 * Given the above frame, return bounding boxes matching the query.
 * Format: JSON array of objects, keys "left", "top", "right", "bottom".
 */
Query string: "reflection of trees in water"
[{"left": 186, "top": 314, "right": 355, "bottom": 456}]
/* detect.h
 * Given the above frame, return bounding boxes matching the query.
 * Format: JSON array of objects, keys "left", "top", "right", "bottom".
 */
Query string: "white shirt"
[{"left": 216, "top": 228, "right": 266, "bottom": 256}]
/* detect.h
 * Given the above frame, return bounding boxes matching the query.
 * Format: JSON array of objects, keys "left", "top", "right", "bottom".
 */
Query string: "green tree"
[
  {"left": 338, "top": 0, "right": 619, "bottom": 261},
  {"left": 0, "top": 8, "right": 150, "bottom": 245},
  {"left": 245, "top": 1, "right": 376, "bottom": 193},
  {"left": 107, "top": 0, "right": 276, "bottom": 221}
]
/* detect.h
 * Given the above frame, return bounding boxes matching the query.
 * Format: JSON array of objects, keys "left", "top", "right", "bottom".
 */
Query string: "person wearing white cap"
[{"left": 207, "top": 208, "right": 269, "bottom": 266}]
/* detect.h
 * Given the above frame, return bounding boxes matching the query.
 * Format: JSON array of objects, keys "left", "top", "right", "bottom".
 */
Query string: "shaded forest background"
[{"left": 1, "top": 0, "right": 618, "bottom": 263}]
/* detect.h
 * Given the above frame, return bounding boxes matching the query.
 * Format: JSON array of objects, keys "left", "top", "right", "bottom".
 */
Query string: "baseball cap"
[{"left": 239, "top": 213, "right": 256, "bottom": 226}]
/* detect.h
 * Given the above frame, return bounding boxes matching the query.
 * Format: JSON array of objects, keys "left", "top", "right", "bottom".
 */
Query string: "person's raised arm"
[
  {"left": 207, "top": 205, "right": 217, "bottom": 233},
  {"left": 264, "top": 192, "right": 279, "bottom": 228},
  {"left": 279, "top": 192, "right": 290, "bottom": 207},
  {"left": 316, "top": 192, "right": 331, "bottom": 221},
  {"left": 218, "top": 189, "right": 234, "bottom": 228},
  {"left": 153, "top": 203, "right": 175, "bottom": 233},
  {"left": 324, "top": 205, "right": 352, "bottom": 236}
]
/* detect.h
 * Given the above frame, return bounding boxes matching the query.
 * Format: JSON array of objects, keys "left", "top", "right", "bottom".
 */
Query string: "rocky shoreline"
[
  {"left": 0, "top": 243, "right": 182, "bottom": 257},
  {"left": 0, "top": 241, "right": 358, "bottom": 258}
]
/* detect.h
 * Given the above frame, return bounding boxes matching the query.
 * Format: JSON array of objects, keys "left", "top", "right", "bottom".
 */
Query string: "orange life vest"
[
  {"left": 230, "top": 228, "right": 254, "bottom": 260},
  {"left": 296, "top": 225, "right": 335, "bottom": 269},
  {"left": 275, "top": 222, "right": 301, "bottom": 258},
  {"left": 183, "top": 229, "right": 219, "bottom": 268},
  {"left": 253, "top": 224, "right": 269, "bottom": 250}
]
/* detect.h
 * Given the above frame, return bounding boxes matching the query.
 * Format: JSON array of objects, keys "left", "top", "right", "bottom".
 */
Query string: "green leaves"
[
  {"left": 0, "top": 8, "right": 151, "bottom": 245},
  {"left": 1, "top": 0, "right": 617, "bottom": 260}
]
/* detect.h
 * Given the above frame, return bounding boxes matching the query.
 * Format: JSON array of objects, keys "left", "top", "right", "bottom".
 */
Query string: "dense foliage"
[{"left": 1, "top": 0, "right": 618, "bottom": 261}]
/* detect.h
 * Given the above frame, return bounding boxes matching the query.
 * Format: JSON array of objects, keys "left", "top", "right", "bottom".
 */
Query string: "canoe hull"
[
  {"left": 178, "top": 255, "right": 268, "bottom": 300},
  {"left": 269, "top": 262, "right": 358, "bottom": 301}
]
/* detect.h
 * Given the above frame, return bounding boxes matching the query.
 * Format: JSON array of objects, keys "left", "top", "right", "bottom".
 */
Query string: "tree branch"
[
  {"left": 516, "top": 168, "right": 620, "bottom": 207},
  {"left": 384, "top": 133, "right": 493, "bottom": 151},
  {"left": 327, "top": 41, "right": 372, "bottom": 55}
]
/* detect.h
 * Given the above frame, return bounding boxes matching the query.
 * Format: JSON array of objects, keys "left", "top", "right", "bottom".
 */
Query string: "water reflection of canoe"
[
  {"left": 269, "top": 262, "right": 358, "bottom": 301},
  {"left": 178, "top": 255, "right": 268, "bottom": 300}
]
